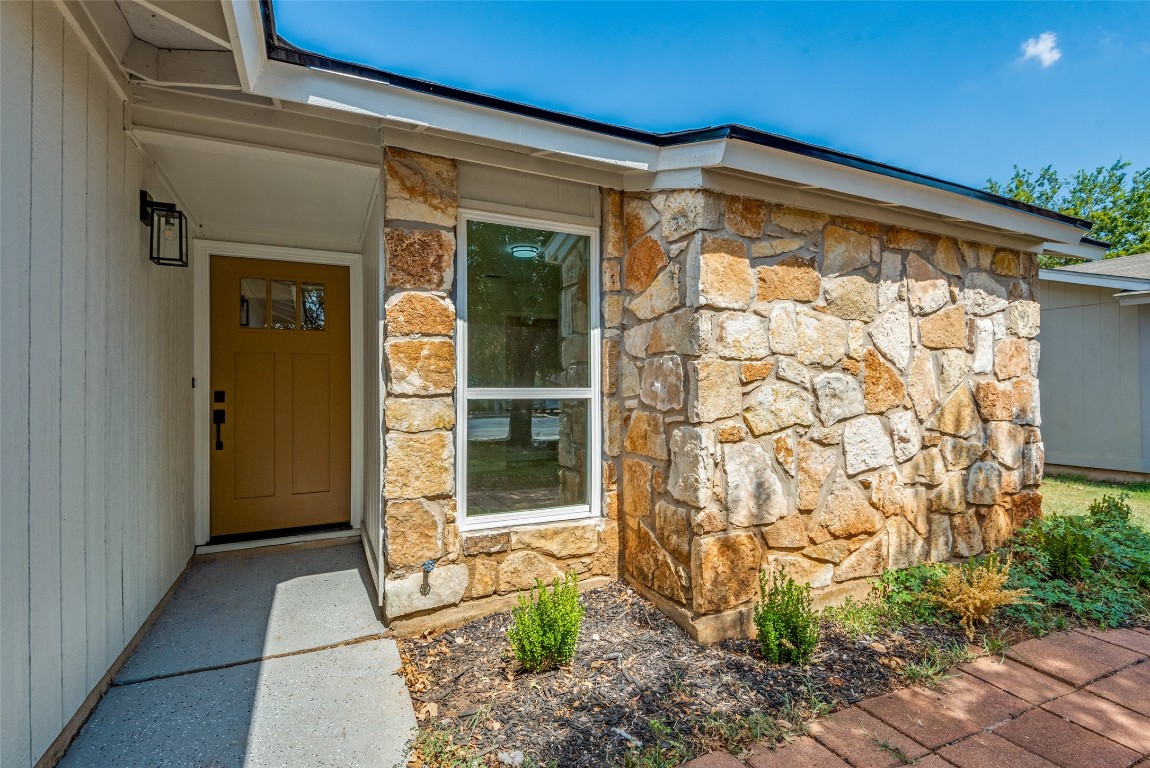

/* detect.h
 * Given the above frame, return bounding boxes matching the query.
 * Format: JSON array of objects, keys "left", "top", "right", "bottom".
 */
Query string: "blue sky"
[{"left": 271, "top": 1, "right": 1150, "bottom": 189}]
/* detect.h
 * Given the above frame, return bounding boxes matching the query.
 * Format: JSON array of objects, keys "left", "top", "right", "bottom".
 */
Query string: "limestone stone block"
[
  {"left": 835, "top": 533, "right": 888, "bottom": 582},
  {"left": 991, "top": 249, "right": 1020, "bottom": 277},
  {"left": 937, "top": 349, "right": 972, "bottom": 393},
  {"left": 795, "top": 309, "right": 849, "bottom": 366},
  {"left": 498, "top": 551, "right": 563, "bottom": 594},
  {"left": 668, "top": 425, "right": 716, "bottom": 508},
  {"left": 960, "top": 272, "right": 1009, "bottom": 316},
  {"left": 952, "top": 511, "right": 985, "bottom": 557},
  {"left": 848, "top": 322, "right": 870, "bottom": 361},
  {"left": 655, "top": 500, "right": 692, "bottom": 564},
  {"left": 823, "top": 275, "right": 878, "bottom": 322},
  {"left": 929, "top": 472, "right": 967, "bottom": 513},
  {"left": 385, "top": 396, "right": 455, "bottom": 433},
  {"left": 768, "top": 303, "right": 798, "bottom": 355},
  {"left": 753, "top": 237, "right": 807, "bottom": 259},
  {"left": 988, "top": 422, "right": 1024, "bottom": 468},
  {"left": 885, "top": 227, "right": 937, "bottom": 252},
  {"left": 819, "top": 470, "right": 883, "bottom": 537},
  {"left": 639, "top": 356, "right": 685, "bottom": 412},
  {"left": 940, "top": 437, "right": 986, "bottom": 470},
  {"left": 602, "top": 259, "right": 621, "bottom": 293},
  {"left": 966, "top": 459, "right": 1002, "bottom": 505},
  {"left": 462, "top": 531, "right": 510, "bottom": 556},
  {"left": 775, "top": 358, "right": 810, "bottom": 388},
  {"left": 603, "top": 294, "right": 623, "bottom": 329},
  {"left": 603, "top": 189, "right": 625, "bottom": 259},
  {"left": 843, "top": 415, "right": 895, "bottom": 475},
  {"left": 808, "top": 426, "right": 843, "bottom": 445},
  {"left": 765, "top": 514, "right": 808, "bottom": 548},
  {"left": 889, "top": 410, "right": 921, "bottom": 463},
  {"left": 385, "top": 228, "right": 455, "bottom": 290},
  {"left": 980, "top": 505, "right": 1012, "bottom": 551},
  {"left": 932, "top": 238, "right": 964, "bottom": 276},
  {"left": 385, "top": 499, "right": 444, "bottom": 569},
  {"left": 774, "top": 206, "right": 830, "bottom": 235},
  {"left": 1012, "top": 490, "right": 1042, "bottom": 528},
  {"left": 627, "top": 522, "right": 690, "bottom": 603},
  {"left": 722, "top": 441, "right": 789, "bottom": 527},
  {"left": 767, "top": 555, "right": 833, "bottom": 588},
  {"left": 994, "top": 338, "right": 1032, "bottom": 380},
  {"left": 1012, "top": 377, "right": 1041, "bottom": 426},
  {"left": 624, "top": 410, "right": 668, "bottom": 460},
  {"left": 871, "top": 302, "right": 912, "bottom": 371},
  {"left": 465, "top": 558, "right": 499, "bottom": 599},
  {"left": 511, "top": 521, "right": 599, "bottom": 558},
  {"left": 691, "top": 531, "right": 762, "bottom": 614},
  {"left": 813, "top": 372, "right": 865, "bottom": 425},
  {"left": 725, "top": 195, "right": 768, "bottom": 238},
  {"left": 605, "top": 400, "right": 622, "bottom": 456},
  {"left": 689, "top": 360, "right": 742, "bottom": 423},
  {"left": 384, "top": 148, "right": 458, "bottom": 227},
  {"left": 887, "top": 516, "right": 929, "bottom": 570},
  {"left": 743, "top": 379, "right": 816, "bottom": 436},
  {"left": 862, "top": 348, "right": 906, "bottom": 414},
  {"left": 927, "top": 385, "right": 980, "bottom": 437},
  {"left": 973, "top": 380, "right": 1013, "bottom": 421},
  {"left": 823, "top": 225, "right": 874, "bottom": 275},
  {"left": 385, "top": 292, "right": 455, "bottom": 337},
  {"left": 630, "top": 264, "right": 681, "bottom": 320},
  {"left": 919, "top": 306, "right": 968, "bottom": 349},
  {"left": 386, "top": 339, "right": 455, "bottom": 395},
  {"left": 622, "top": 458, "right": 653, "bottom": 522},
  {"left": 661, "top": 190, "right": 721, "bottom": 241},
  {"left": 928, "top": 514, "right": 953, "bottom": 561},
  {"left": 384, "top": 431, "right": 453, "bottom": 499},
  {"left": 1021, "top": 441, "right": 1044, "bottom": 486},
  {"left": 714, "top": 312, "right": 771, "bottom": 360},
  {"left": 906, "top": 253, "right": 950, "bottom": 315},
  {"left": 878, "top": 251, "right": 904, "bottom": 312},
  {"left": 796, "top": 440, "right": 836, "bottom": 511},
  {"left": 688, "top": 236, "right": 754, "bottom": 309},
  {"left": 774, "top": 431, "right": 796, "bottom": 476},
  {"left": 625, "top": 196, "right": 660, "bottom": 247},
  {"left": 901, "top": 447, "right": 946, "bottom": 486},
  {"left": 756, "top": 255, "right": 820, "bottom": 302},
  {"left": 385, "top": 564, "right": 468, "bottom": 618},
  {"left": 1007, "top": 301, "right": 1040, "bottom": 339},
  {"left": 648, "top": 308, "right": 711, "bottom": 356},
  {"left": 869, "top": 467, "right": 908, "bottom": 519},
  {"left": 623, "top": 235, "right": 669, "bottom": 294},
  {"left": 971, "top": 318, "right": 995, "bottom": 374},
  {"left": 804, "top": 540, "right": 852, "bottom": 564}
]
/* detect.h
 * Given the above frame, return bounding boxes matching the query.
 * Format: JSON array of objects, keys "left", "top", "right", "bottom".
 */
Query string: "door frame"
[{"left": 192, "top": 239, "right": 364, "bottom": 545}]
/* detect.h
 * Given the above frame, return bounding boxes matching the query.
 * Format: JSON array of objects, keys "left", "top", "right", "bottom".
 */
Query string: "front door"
[{"left": 209, "top": 255, "right": 351, "bottom": 538}]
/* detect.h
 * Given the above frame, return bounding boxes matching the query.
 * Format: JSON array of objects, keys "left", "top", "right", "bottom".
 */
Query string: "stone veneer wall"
[
  {"left": 379, "top": 148, "right": 618, "bottom": 629},
  {"left": 607, "top": 190, "right": 1045, "bottom": 642}
]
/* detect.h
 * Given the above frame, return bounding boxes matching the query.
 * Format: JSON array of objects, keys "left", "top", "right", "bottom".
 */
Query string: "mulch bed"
[{"left": 398, "top": 581, "right": 972, "bottom": 767}]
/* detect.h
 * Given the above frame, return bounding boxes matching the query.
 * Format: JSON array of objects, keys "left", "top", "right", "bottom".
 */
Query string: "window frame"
[{"left": 455, "top": 209, "right": 601, "bottom": 532}]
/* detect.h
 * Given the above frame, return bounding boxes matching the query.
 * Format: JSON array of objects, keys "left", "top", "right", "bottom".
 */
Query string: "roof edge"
[{"left": 258, "top": 0, "right": 1093, "bottom": 232}]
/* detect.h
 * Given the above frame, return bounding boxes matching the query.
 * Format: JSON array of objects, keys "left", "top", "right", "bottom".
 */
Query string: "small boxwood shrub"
[
  {"left": 507, "top": 571, "right": 584, "bottom": 672},
  {"left": 754, "top": 569, "right": 819, "bottom": 665}
]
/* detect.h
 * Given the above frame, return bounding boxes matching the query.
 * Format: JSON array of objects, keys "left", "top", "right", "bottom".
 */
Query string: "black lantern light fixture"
[{"left": 140, "top": 190, "right": 189, "bottom": 267}]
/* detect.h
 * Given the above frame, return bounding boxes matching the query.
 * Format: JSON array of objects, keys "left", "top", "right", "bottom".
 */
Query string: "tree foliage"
[{"left": 986, "top": 160, "right": 1150, "bottom": 265}]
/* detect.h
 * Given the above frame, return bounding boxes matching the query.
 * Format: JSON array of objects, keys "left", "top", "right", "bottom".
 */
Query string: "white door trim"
[{"left": 192, "top": 239, "right": 364, "bottom": 545}]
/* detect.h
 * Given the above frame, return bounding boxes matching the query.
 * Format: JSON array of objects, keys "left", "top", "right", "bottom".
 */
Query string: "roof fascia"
[
  {"left": 1039, "top": 240, "right": 1108, "bottom": 261},
  {"left": 1039, "top": 268, "right": 1150, "bottom": 291},
  {"left": 1117, "top": 291, "right": 1150, "bottom": 306}
]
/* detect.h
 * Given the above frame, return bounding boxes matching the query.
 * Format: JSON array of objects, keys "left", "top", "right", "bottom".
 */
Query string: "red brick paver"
[{"left": 681, "top": 629, "right": 1150, "bottom": 768}]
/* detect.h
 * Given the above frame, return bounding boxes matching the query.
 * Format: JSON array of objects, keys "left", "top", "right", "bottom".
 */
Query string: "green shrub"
[
  {"left": 1089, "top": 493, "right": 1133, "bottom": 529},
  {"left": 875, "top": 563, "right": 949, "bottom": 624},
  {"left": 1040, "top": 516, "right": 1095, "bottom": 581},
  {"left": 754, "top": 569, "right": 819, "bottom": 665},
  {"left": 507, "top": 571, "right": 584, "bottom": 672}
]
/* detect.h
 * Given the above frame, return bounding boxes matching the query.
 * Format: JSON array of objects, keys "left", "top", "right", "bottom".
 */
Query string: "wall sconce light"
[
  {"left": 511, "top": 244, "right": 539, "bottom": 260},
  {"left": 140, "top": 190, "right": 188, "bottom": 267}
]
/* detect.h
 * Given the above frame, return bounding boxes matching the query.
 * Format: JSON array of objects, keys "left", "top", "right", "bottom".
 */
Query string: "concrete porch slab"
[
  {"left": 59, "top": 638, "right": 416, "bottom": 768},
  {"left": 117, "top": 543, "right": 382, "bottom": 682}
]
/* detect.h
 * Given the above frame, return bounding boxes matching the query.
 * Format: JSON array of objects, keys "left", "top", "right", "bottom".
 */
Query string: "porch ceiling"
[{"left": 141, "top": 135, "right": 378, "bottom": 252}]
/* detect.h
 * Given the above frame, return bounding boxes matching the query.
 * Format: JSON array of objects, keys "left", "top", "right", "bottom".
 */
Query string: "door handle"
[{"left": 213, "top": 408, "right": 225, "bottom": 450}]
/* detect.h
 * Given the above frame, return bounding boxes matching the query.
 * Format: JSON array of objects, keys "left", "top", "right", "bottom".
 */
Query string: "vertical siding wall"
[
  {"left": 1039, "top": 280, "right": 1146, "bottom": 473},
  {"left": 1, "top": 3, "right": 195, "bottom": 766}
]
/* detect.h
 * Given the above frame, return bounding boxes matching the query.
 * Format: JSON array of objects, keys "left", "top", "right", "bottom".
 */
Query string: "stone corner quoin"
[{"left": 375, "top": 152, "right": 1044, "bottom": 643}]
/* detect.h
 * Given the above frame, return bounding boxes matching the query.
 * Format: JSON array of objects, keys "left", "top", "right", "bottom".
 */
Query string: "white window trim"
[{"left": 455, "top": 208, "right": 601, "bottom": 532}]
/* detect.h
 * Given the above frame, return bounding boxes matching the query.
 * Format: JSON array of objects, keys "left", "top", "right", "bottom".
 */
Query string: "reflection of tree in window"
[{"left": 302, "top": 282, "right": 325, "bottom": 330}]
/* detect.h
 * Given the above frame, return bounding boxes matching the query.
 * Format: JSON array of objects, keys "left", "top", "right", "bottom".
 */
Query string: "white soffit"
[{"left": 141, "top": 137, "right": 377, "bottom": 250}]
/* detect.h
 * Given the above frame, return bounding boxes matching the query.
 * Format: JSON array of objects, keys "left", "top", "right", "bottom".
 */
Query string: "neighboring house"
[
  {"left": 1, "top": 1, "right": 1106, "bottom": 765},
  {"left": 1039, "top": 253, "right": 1150, "bottom": 479}
]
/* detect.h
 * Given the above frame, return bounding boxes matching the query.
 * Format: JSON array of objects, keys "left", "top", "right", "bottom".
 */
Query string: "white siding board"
[
  {"left": 28, "top": 2, "right": 66, "bottom": 751},
  {"left": 105, "top": 82, "right": 126, "bottom": 660},
  {"left": 1, "top": 0, "right": 35, "bottom": 763},
  {"left": 60, "top": 22, "right": 90, "bottom": 711},
  {"left": 457, "top": 162, "right": 599, "bottom": 221}
]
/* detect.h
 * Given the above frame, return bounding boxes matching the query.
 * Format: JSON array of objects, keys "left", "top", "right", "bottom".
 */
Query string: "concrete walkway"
[
  {"left": 687, "top": 627, "right": 1150, "bottom": 768},
  {"left": 58, "top": 542, "right": 416, "bottom": 767}
]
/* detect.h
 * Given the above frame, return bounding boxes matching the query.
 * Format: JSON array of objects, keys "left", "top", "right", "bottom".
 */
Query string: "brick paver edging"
[{"left": 684, "top": 627, "right": 1150, "bottom": 768}]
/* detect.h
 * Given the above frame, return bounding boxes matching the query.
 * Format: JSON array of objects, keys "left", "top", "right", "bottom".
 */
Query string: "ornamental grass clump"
[
  {"left": 753, "top": 569, "right": 819, "bottom": 665},
  {"left": 932, "top": 553, "right": 1029, "bottom": 640},
  {"left": 507, "top": 571, "right": 584, "bottom": 672}
]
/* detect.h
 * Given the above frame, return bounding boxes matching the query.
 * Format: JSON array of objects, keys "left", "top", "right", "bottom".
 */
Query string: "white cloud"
[{"left": 1021, "top": 32, "right": 1062, "bottom": 67}]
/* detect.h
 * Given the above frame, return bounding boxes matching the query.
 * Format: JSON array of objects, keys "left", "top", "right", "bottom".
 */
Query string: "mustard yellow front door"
[{"left": 209, "top": 255, "right": 351, "bottom": 537}]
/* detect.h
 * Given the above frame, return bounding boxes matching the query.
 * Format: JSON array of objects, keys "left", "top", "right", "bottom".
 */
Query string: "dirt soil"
[{"left": 398, "top": 581, "right": 972, "bottom": 767}]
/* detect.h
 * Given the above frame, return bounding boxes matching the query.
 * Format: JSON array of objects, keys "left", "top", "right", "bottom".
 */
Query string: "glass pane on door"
[{"left": 466, "top": 398, "right": 588, "bottom": 516}]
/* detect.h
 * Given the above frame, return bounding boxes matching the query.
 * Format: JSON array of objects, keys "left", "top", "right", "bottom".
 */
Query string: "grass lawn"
[{"left": 1042, "top": 473, "right": 1150, "bottom": 529}]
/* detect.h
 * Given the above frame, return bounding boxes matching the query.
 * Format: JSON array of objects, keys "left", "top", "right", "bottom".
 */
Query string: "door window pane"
[
  {"left": 466, "top": 221, "right": 590, "bottom": 388},
  {"left": 270, "top": 280, "right": 297, "bottom": 330},
  {"left": 301, "top": 282, "right": 326, "bottom": 331},
  {"left": 466, "top": 399, "right": 587, "bottom": 516},
  {"left": 240, "top": 278, "right": 267, "bottom": 328}
]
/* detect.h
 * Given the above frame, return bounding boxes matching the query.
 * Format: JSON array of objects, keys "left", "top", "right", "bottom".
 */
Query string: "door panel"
[{"left": 210, "top": 255, "right": 351, "bottom": 537}]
